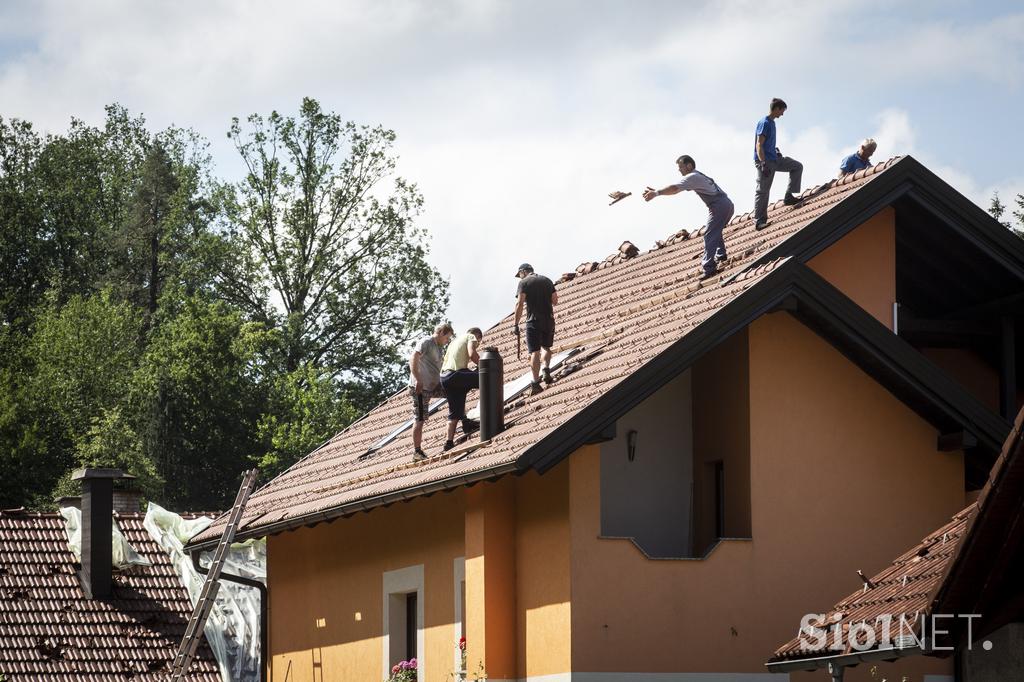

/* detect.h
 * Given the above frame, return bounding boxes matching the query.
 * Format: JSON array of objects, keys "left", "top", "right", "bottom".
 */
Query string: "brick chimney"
[
  {"left": 111, "top": 478, "right": 142, "bottom": 514},
  {"left": 71, "top": 468, "right": 126, "bottom": 599}
]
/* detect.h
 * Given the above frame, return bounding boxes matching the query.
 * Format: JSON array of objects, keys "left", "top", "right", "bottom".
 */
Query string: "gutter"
[
  {"left": 190, "top": 550, "right": 268, "bottom": 682},
  {"left": 765, "top": 643, "right": 925, "bottom": 679},
  {"left": 186, "top": 461, "right": 521, "bottom": 553}
]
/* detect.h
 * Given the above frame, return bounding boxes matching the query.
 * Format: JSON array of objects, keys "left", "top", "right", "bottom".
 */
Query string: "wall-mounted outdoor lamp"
[{"left": 627, "top": 429, "right": 638, "bottom": 462}]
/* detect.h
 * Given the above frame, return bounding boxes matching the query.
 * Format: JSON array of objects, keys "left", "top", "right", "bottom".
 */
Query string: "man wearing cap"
[
  {"left": 753, "top": 97, "right": 803, "bottom": 230},
  {"left": 643, "top": 154, "right": 735, "bottom": 280},
  {"left": 409, "top": 323, "right": 454, "bottom": 460},
  {"left": 513, "top": 264, "right": 558, "bottom": 395},
  {"left": 839, "top": 138, "right": 877, "bottom": 177},
  {"left": 440, "top": 326, "right": 483, "bottom": 451}
]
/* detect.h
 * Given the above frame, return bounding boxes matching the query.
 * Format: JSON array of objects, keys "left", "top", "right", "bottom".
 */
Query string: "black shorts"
[{"left": 525, "top": 319, "right": 555, "bottom": 353}]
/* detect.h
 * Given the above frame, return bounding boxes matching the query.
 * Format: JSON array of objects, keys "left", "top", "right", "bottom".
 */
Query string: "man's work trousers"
[
  {"left": 701, "top": 196, "right": 735, "bottom": 275},
  {"left": 754, "top": 156, "right": 803, "bottom": 223},
  {"left": 441, "top": 368, "right": 479, "bottom": 422}
]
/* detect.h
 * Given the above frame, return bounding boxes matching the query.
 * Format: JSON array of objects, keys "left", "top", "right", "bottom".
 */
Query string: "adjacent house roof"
[
  {"left": 767, "top": 405, "right": 1024, "bottom": 672},
  {"left": 190, "top": 155, "right": 1024, "bottom": 550},
  {"left": 0, "top": 509, "right": 220, "bottom": 681}
]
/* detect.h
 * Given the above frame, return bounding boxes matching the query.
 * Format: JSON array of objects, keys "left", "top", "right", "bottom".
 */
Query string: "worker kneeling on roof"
[
  {"left": 440, "top": 327, "right": 483, "bottom": 452},
  {"left": 643, "top": 154, "right": 735, "bottom": 280},
  {"left": 409, "top": 322, "right": 454, "bottom": 461},
  {"left": 838, "top": 138, "right": 877, "bottom": 177},
  {"left": 513, "top": 264, "right": 558, "bottom": 396}
]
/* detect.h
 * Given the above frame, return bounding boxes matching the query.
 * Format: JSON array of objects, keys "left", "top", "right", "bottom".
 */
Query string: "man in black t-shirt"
[{"left": 513, "top": 263, "right": 558, "bottom": 395}]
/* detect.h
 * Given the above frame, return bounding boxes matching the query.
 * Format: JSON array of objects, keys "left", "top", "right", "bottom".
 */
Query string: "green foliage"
[
  {"left": 256, "top": 363, "right": 359, "bottom": 480},
  {"left": 23, "top": 291, "right": 155, "bottom": 504},
  {"left": 71, "top": 406, "right": 163, "bottom": 499},
  {"left": 134, "top": 297, "right": 268, "bottom": 510},
  {"left": 224, "top": 97, "right": 449, "bottom": 394},
  {"left": 0, "top": 337, "right": 57, "bottom": 509},
  {"left": 989, "top": 190, "right": 1024, "bottom": 236},
  {"left": 29, "top": 291, "right": 142, "bottom": 436},
  {"left": 0, "top": 116, "right": 46, "bottom": 327},
  {"left": 0, "top": 98, "right": 449, "bottom": 511}
]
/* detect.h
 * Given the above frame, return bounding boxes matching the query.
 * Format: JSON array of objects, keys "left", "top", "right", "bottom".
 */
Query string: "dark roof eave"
[{"left": 185, "top": 461, "right": 521, "bottom": 552}]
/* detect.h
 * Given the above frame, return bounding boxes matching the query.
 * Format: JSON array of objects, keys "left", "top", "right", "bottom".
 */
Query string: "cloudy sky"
[{"left": 1, "top": 0, "right": 1022, "bottom": 335}]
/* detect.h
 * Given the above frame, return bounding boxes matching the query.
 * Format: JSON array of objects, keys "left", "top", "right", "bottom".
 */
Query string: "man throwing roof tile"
[
  {"left": 440, "top": 327, "right": 483, "bottom": 451},
  {"left": 839, "top": 138, "right": 877, "bottom": 177},
  {"left": 513, "top": 264, "right": 558, "bottom": 396},
  {"left": 643, "top": 155, "right": 735, "bottom": 280},
  {"left": 753, "top": 97, "right": 803, "bottom": 230},
  {"left": 409, "top": 323, "right": 454, "bottom": 461}
]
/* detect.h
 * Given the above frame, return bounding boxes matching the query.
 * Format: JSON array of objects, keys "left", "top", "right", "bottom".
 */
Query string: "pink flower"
[
  {"left": 408, "top": 658, "right": 417, "bottom": 669},
  {"left": 391, "top": 664, "right": 400, "bottom": 675}
]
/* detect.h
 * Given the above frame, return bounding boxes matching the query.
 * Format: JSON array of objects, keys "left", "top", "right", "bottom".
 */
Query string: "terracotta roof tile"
[
  {"left": 0, "top": 510, "right": 220, "bottom": 680},
  {"left": 192, "top": 157, "right": 905, "bottom": 547},
  {"left": 771, "top": 505, "right": 974, "bottom": 661}
]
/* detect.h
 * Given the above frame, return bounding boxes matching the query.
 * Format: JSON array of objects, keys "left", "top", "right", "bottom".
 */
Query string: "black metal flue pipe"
[{"left": 479, "top": 347, "right": 504, "bottom": 440}]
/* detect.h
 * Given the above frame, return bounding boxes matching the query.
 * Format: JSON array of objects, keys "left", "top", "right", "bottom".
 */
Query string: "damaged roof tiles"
[{"left": 0, "top": 510, "right": 220, "bottom": 680}]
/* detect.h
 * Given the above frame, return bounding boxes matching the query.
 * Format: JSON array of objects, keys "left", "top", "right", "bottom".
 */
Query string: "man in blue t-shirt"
[
  {"left": 643, "top": 154, "right": 735, "bottom": 280},
  {"left": 753, "top": 98, "right": 803, "bottom": 230},
  {"left": 839, "top": 138, "right": 877, "bottom": 177}
]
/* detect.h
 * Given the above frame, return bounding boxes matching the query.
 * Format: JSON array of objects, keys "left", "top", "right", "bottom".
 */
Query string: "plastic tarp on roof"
[
  {"left": 143, "top": 503, "right": 265, "bottom": 682},
  {"left": 60, "top": 506, "right": 151, "bottom": 569}
]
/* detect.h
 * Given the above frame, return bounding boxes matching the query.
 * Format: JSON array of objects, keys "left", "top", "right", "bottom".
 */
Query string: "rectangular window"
[
  {"left": 382, "top": 564, "right": 424, "bottom": 679},
  {"left": 405, "top": 592, "right": 417, "bottom": 661}
]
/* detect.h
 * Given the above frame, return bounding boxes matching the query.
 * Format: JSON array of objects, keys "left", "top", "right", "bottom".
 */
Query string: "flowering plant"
[{"left": 387, "top": 658, "right": 417, "bottom": 682}]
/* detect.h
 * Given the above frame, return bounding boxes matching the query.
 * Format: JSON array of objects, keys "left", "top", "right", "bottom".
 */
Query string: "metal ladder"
[{"left": 170, "top": 468, "right": 259, "bottom": 680}]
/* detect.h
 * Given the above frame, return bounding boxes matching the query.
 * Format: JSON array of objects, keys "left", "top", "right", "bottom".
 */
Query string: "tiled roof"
[
  {"left": 769, "top": 407, "right": 1024, "bottom": 664},
  {"left": 0, "top": 509, "right": 220, "bottom": 681},
  {"left": 770, "top": 504, "right": 974, "bottom": 661},
  {"left": 192, "top": 157, "right": 905, "bottom": 547}
]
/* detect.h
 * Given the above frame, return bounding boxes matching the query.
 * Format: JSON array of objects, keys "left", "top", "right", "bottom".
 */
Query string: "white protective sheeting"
[
  {"left": 59, "top": 506, "right": 151, "bottom": 569},
  {"left": 143, "top": 503, "right": 266, "bottom": 682}
]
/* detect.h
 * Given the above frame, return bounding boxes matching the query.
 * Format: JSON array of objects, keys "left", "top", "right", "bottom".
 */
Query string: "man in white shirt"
[{"left": 643, "top": 155, "right": 735, "bottom": 280}]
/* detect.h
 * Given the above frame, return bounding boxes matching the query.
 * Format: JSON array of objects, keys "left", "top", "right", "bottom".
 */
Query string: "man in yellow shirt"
[{"left": 440, "top": 327, "right": 483, "bottom": 451}]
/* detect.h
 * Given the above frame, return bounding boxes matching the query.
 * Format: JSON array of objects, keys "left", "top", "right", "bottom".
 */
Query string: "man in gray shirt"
[
  {"left": 409, "top": 323, "right": 454, "bottom": 460},
  {"left": 643, "top": 155, "right": 735, "bottom": 280}
]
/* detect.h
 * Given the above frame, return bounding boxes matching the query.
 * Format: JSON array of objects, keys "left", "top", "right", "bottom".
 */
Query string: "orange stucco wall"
[
  {"left": 465, "top": 477, "right": 516, "bottom": 679},
  {"left": 566, "top": 311, "right": 964, "bottom": 680},
  {"left": 267, "top": 468, "right": 572, "bottom": 682},
  {"left": 268, "top": 491, "right": 465, "bottom": 682},
  {"left": 515, "top": 465, "right": 572, "bottom": 678},
  {"left": 809, "top": 206, "right": 896, "bottom": 329},
  {"left": 751, "top": 312, "right": 963, "bottom": 682}
]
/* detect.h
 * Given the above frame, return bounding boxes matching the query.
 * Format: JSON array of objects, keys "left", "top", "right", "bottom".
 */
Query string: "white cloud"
[{"left": 0, "top": 0, "right": 1021, "bottom": 335}]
